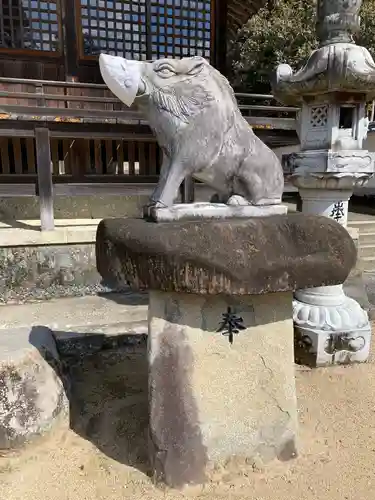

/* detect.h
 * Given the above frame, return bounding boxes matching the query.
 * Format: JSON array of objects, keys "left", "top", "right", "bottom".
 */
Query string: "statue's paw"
[
  {"left": 143, "top": 201, "right": 168, "bottom": 219},
  {"left": 227, "top": 195, "right": 250, "bottom": 206}
]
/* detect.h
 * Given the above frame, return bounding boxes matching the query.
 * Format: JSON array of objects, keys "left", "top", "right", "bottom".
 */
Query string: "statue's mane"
[{"left": 150, "top": 84, "right": 215, "bottom": 124}]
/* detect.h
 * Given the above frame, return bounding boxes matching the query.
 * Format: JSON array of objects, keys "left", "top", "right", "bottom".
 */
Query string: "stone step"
[
  {"left": 358, "top": 244, "right": 375, "bottom": 259},
  {"left": 358, "top": 256, "right": 375, "bottom": 272},
  {"left": 358, "top": 231, "right": 375, "bottom": 246},
  {"left": 0, "top": 292, "right": 147, "bottom": 331},
  {"left": 348, "top": 220, "right": 375, "bottom": 234}
]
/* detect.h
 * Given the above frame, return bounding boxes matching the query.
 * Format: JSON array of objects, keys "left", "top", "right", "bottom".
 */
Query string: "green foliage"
[{"left": 229, "top": 0, "right": 375, "bottom": 93}]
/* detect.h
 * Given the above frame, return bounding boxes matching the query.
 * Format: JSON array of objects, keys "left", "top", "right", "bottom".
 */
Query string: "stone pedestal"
[
  {"left": 148, "top": 290, "right": 297, "bottom": 487},
  {"left": 96, "top": 214, "right": 356, "bottom": 487}
]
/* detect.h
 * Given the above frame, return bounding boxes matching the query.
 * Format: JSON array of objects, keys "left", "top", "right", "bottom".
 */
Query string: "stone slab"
[
  {"left": 0, "top": 293, "right": 147, "bottom": 332},
  {"left": 96, "top": 214, "right": 357, "bottom": 295},
  {"left": 148, "top": 290, "right": 298, "bottom": 487},
  {"left": 148, "top": 202, "right": 287, "bottom": 222}
]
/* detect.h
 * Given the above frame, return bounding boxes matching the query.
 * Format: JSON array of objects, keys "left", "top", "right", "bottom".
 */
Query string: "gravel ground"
[{"left": 1, "top": 332, "right": 375, "bottom": 500}]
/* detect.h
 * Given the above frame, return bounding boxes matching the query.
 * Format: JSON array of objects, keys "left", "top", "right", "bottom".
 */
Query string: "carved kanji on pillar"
[{"left": 330, "top": 201, "right": 345, "bottom": 222}]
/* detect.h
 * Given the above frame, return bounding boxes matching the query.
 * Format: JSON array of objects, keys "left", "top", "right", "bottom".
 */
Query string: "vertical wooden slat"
[
  {"left": 50, "top": 138, "right": 59, "bottom": 176},
  {"left": 105, "top": 139, "right": 114, "bottom": 174},
  {"left": 138, "top": 141, "right": 146, "bottom": 175},
  {"left": 149, "top": 142, "right": 157, "bottom": 175},
  {"left": 62, "top": 139, "right": 72, "bottom": 174},
  {"left": 94, "top": 139, "right": 102, "bottom": 174},
  {"left": 0, "top": 138, "right": 10, "bottom": 174},
  {"left": 128, "top": 141, "right": 135, "bottom": 175},
  {"left": 69, "top": 139, "right": 81, "bottom": 179},
  {"left": 12, "top": 137, "right": 23, "bottom": 174},
  {"left": 35, "top": 128, "right": 54, "bottom": 231},
  {"left": 78, "top": 139, "right": 90, "bottom": 176},
  {"left": 26, "top": 138, "right": 36, "bottom": 174},
  {"left": 116, "top": 140, "right": 124, "bottom": 175}
]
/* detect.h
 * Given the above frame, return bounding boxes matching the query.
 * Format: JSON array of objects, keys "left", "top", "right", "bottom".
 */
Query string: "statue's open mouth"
[{"left": 99, "top": 53, "right": 143, "bottom": 107}]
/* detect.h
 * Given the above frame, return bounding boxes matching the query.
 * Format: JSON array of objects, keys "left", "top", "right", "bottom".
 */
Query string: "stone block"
[{"left": 148, "top": 290, "right": 297, "bottom": 487}]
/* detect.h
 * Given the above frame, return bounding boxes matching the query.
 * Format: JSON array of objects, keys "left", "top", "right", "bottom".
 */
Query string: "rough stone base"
[
  {"left": 0, "top": 326, "right": 68, "bottom": 448},
  {"left": 148, "top": 290, "right": 298, "bottom": 488}
]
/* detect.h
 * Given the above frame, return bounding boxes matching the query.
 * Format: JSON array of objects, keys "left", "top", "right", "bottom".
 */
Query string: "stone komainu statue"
[{"left": 99, "top": 54, "right": 284, "bottom": 209}]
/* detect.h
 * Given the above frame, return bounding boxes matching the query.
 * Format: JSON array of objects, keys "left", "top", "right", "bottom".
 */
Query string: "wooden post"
[
  {"left": 180, "top": 176, "right": 195, "bottom": 203},
  {"left": 35, "top": 128, "right": 54, "bottom": 231}
]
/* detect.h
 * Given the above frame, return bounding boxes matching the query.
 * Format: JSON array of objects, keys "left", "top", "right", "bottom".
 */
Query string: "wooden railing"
[{"left": 0, "top": 77, "right": 299, "bottom": 129}]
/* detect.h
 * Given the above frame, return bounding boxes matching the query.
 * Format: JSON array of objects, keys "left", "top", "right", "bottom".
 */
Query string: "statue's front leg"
[{"left": 143, "top": 157, "right": 187, "bottom": 217}]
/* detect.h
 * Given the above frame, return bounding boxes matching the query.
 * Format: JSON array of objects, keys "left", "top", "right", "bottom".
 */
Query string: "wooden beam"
[{"left": 35, "top": 128, "right": 54, "bottom": 231}]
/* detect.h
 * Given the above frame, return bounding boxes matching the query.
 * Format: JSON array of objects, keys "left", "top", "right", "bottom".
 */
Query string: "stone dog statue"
[{"left": 99, "top": 54, "right": 284, "bottom": 210}]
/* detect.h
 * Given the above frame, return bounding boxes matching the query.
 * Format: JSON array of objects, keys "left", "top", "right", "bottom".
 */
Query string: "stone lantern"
[{"left": 272, "top": 0, "right": 375, "bottom": 366}]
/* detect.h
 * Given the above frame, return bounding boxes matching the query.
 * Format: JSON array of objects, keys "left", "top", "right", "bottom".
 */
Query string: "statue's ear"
[{"left": 151, "top": 84, "right": 214, "bottom": 123}]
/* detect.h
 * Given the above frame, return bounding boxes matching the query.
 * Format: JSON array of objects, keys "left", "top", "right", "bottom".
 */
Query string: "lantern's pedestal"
[
  {"left": 148, "top": 290, "right": 297, "bottom": 487},
  {"left": 96, "top": 214, "right": 356, "bottom": 488},
  {"left": 293, "top": 284, "right": 371, "bottom": 366}
]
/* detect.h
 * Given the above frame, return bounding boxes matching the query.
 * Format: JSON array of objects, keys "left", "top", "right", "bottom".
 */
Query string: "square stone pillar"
[{"left": 148, "top": 290, "right": 297, "bottom": 487}]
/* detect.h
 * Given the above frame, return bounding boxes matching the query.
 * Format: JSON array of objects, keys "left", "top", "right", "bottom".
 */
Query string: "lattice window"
[
  {"left": 80, "top": 0, "right": 148, "bottom": 59},
  {"left": 79, "top": 0, "right": 212, "bottom": 61},
  {"left": 0, "top": 0, "right": 61, "bottom": 51},
  {"left": 150, "top": 0, "right": 212, "bottom": 59},
  {"left": 310, "top": 106, "right": 328, "bottom": 128}
]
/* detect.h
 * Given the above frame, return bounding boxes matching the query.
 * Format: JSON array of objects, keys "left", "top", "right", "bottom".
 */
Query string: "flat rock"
[{"left": 96, "top": 214, "right": 357, "bottom": 295}]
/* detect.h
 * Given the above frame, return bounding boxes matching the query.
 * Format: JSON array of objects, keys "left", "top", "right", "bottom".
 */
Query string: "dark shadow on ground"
[
  {"left": 66, "top": 344, "right": 150, "bottom": 474},
  {"left": 97, "top": 289, "right": 148, "bottom": 306},
  {"left": 29, "top": 325, "right": 150, "bottom": 476}
]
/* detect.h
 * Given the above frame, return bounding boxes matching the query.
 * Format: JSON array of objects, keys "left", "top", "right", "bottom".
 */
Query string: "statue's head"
[
  {"left": 99, "top": 54, "right": 237, "bottom": 125},
  {"left": 100, "top": 54, "right": 215, "bottom": 105}
]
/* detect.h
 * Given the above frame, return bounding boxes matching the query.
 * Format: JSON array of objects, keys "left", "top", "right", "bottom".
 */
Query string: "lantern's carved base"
[
  {"left": 293, "top": 286, "right": 371, "bottom": 367},
  {"left": 148, "top": 290, "right": 298, "bottom": 488}
]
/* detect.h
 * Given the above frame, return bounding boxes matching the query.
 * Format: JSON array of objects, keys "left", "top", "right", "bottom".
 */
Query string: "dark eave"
[{"left": 226, "top": 0, "right": 270, "bottom": 39}]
